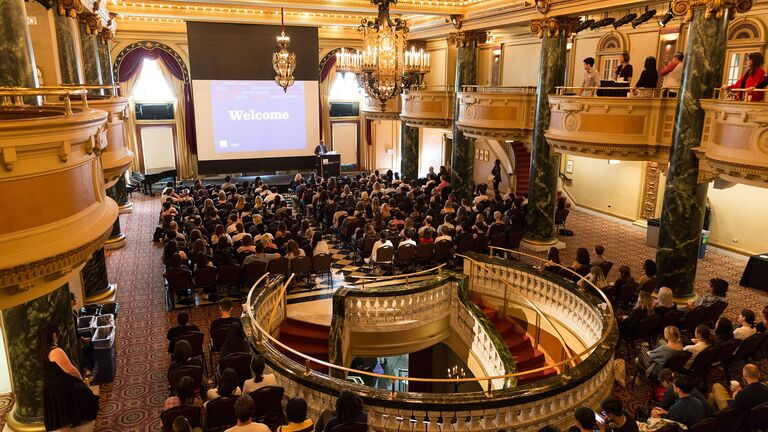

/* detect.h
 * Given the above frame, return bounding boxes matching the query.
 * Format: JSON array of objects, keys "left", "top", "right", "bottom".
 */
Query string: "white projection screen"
[{"left": 193, "top": 80, "right": 320, "bottom": 161}]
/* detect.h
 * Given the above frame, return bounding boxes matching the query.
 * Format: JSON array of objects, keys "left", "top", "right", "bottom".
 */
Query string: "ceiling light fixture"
[
  {"left": 590, "top": 17, "right": 616, "bottom": 30},
  {"left": 573, "top": 18, "right": 595, "bottom": 33},
  {"left": 631, "top": 7, "right": 657, "bottom": 28},
  {"left": 658, "top": 4, "right": 674, "bottom": 27},
  {"left": 272, "top": 7, "right": 296, "bottom": 92},
  {"left": 613, "top": 11, "right": 637, "bottom": 29}
]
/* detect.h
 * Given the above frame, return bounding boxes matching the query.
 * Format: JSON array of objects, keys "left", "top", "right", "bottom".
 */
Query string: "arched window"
[
  {"left": 131, "top": 58, "right": 176, "bottom": 102},
  {"left": 724, "top": 18, "right": 766, "bottom": 85},
  {"left": 595, "top": 32, "right": 628, "bottom": 81},
  {"left": 328, "top": 72, "right": 362, "bottom": 101}
]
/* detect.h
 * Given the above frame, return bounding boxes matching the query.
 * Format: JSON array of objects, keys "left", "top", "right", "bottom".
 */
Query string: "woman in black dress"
[{"left": 40, "top": 323, "right": 99, "bottom": 431}]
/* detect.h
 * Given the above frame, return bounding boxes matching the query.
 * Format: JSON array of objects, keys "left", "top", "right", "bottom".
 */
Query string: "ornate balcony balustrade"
[
  {"left": 697, "top": 90, "right": 768, "bottom": 187},
  {"left": 456, "top": 86, "right": 536, "bottom": 141},
  {"left": 245, "top": 251, "right": 617, "bottom": 432},
  {"left": 0, "top": 87, "right": 117, "bottom": 307},
  {"left": 361, "top": 94, "right": 401, "bottom": 120},
  {"left": 400, "top": 85, "right": 454, "bottom": 128},
  {"left": 546, "top": 87, "right": 678, "bottom": 162}
]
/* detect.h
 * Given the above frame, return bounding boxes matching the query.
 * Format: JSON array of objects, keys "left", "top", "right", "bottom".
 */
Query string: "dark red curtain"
[
  {"left": 116, "top": 47, "right": 197, "bottom": 154},
  {"left": 366, "top": 118, "right": 373, "bottom": 146},
  {"left": 319, "top": 55, "right": 337, "bottom": 141}
]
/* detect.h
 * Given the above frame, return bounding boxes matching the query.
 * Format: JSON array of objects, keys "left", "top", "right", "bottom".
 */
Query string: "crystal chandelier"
[
  {"left": 335, "top": 0, "right": 430, "bottom": 110},
  {"left": 273, "top": 8, "right": 296, "bottom": 92}
]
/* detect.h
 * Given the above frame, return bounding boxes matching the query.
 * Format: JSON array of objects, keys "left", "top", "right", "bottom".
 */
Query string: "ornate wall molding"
[
  {"left": 671, "top": 0, "right": 753, "bottom": 22},
  {"left": 447, "top": 30, "right": 488, "bottom": 47},
  {"left": 530, "top": 16, "right": 581, "bottom": 38},
  {"left": 640, "top": 162, "right": 661, "bottom": 220},
  {"left": 112, "top": 40, "right": 190, "bottom": 83}
]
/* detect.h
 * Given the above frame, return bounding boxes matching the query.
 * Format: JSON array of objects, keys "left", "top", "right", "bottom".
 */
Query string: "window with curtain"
[
  {"left": 328, "top": 72, "right": 362, "bottom": 101},
  {"left": 132, "top": 59, "right": 176, "bottom": 102}
]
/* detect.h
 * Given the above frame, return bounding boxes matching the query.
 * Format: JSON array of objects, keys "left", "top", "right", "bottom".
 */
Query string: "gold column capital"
[
  {"left": 447, "top": 31, "right": 488, "bottom": 48},
  {"left": 672, "top": 0, "right": 753, "bottom": 21},
  {"left": 79, "top": 11, "right": 103, "bottom": 35},
  {"left": 53, "top": 0, "right": 84, "bottom": 18},
  {"left": 529, "top": 16, "right": 581, "bottom": 39}
]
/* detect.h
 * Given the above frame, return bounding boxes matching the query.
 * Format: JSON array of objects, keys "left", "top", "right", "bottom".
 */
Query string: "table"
[
  {"left": 597, "top": 80, "right": 630, "bottom": 97},
  {"left": 740, "top": 253, "right": 768, "bottom": 292}
]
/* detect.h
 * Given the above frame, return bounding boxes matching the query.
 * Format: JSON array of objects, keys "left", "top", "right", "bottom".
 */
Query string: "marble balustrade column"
[
  {"left": 1, "top": 284, "right": 79, "bottom": 427},
  {"left": 400, "top": 121, "right": 419, "bottom": 180},
  {"left": 656, "top": 4, "right": 732, "bottom": 299},
  {"left": 0, "top": 0, "right": 39, "bottom": 89},
  {"left": 449, "top": 31, "right": 486, "bottom": 198},
  {"left": 78, "top": 21, "right": 102, "bottom": 86},
  {"left": 523, "top": 18, "right": 574, "bottom": 246},
  {"left": 97, "top": 40, "right": 114, "bottom": 86},
  {"left": 81, "top": 248, "right": 115, "bottom": 301},
  {"left": 104, "top": 180, "right": 127, "bottom": 250},
  {"left": 53, "top": 9, "right": 83, "bottom": 84},
  {"left": 115, "top": 174, "right": 132, "bottom": 213}
]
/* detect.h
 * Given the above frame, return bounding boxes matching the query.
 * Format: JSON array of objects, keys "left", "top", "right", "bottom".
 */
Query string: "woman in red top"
[{"left": 725, "top": 52, "right": 765, "bottom": 101}]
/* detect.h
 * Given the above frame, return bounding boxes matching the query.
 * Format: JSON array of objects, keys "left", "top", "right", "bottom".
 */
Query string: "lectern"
[{"left": 318, "top": 153, "right": 341, "bottom": 178}]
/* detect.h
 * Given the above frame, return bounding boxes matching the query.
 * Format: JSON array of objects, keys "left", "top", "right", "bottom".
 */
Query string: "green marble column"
[
  {"left": 449, "top": 31, "right": 485, "bottom": 198},
  {"left": 656, "top": 7, "right": 730, "bottom": 299},
  {"left": 114, "top": 175, "right": 132, "bottom": 212},
  {"left": 97, "top": 41, "right": 114, "bottom": 86},
  {"left": 524, "top": 25, "right": 568, "bottom": 245},
  {"left": 1, "top": 284, "right": 78, "bottom": 424},
  {"left": 53, "top": 11, "right": 83, "bottom": 85},
  {"left": 0, "top": 0, "right": 38, "bottom": 88},
  {"left": 79, "top": 21, "right": 102, "bottom": 86},
  {"left": 82, "top": 248, "right": 112, "bottom": 301},
  {"left": 400, "top": 122, "right": 419, "bottom": 180},
  {"left": 105, "top": 182, "right": 126, "bottom": 250}
]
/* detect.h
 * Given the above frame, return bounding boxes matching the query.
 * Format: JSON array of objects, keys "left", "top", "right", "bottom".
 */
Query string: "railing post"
[
  {"left": 534, "top": 313, "right": 541, "bottom": 350},
  {"left": 304, "top": 359, "right": 312, "bottom": 376}
]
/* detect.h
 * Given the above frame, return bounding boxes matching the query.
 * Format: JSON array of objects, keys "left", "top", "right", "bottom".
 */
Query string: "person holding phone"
[
  {"left": 597, "top": 397, "right": 639, "bottom": 432},
  {"left": 573, "top": 407, "right": 598, "bottom": 431}
]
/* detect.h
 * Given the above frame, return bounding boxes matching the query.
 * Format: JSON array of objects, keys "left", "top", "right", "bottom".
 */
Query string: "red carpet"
[{"left": 277, "top": 318, "right": 330, "bottom": 372}]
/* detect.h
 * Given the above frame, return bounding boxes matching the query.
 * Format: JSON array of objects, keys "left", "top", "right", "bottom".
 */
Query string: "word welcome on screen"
[{"left": 227, "top": 110, "right": 291, "bottom": 121}]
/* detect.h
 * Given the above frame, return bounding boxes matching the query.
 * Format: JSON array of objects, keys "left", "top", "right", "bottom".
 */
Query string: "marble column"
[
  {"left": 79, "top": 21, "right": 102, "bottom": 86},
  {"left": 523, "top": 19, "right": 570, "bottom": 246},
  {"left": 53, "top": 11, "right": 83, "bottom": 85},
  {"left": 1, "top": 284, "right": 78, "bottom": 427},
  {"left": 449, "top": 31, "right": 486, "bottom": 199},
  {"left": 104, "top": 181, "right": 126, "bottom": 249},
  {"left": 656, "top": 6, "right": 731, "bottom": 299},
  {"left": 0, "top": 0, "right": 38, "bottom": 88},
  {"left": 82, "top": 248, "right": 115, "bottom": 301},
  {"left": 115, "top": 175, "right": 132, "bottom": 213},
  {"left": 400, "top": 122, "right": 419, "bottom": 180},
  {"left": 97, "top": 41, "right": 114, "bottom": 86}
]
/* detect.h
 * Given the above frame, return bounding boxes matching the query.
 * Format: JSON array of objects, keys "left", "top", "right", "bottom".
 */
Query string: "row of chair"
[{"left": 656, "top": 400, "right": 768, "bottom": 432}]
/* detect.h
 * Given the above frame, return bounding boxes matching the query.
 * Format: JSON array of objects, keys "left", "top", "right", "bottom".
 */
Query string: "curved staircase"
[
  {"left": 473, "top": 298, "right": 557, "bottom": 385},
  {"left": 277, "top": 318, "right": 330, "bottom": 371},
  {"left": 509, "top": 141, "right": 531, "bottom": 195}
]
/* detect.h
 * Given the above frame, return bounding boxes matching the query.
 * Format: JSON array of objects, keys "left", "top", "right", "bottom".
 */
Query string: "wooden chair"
[
  {"left": 218, "top": 264, "right": 242, "bottom": 298},
  {"left": 679, "top": 306, "right": 707, "bottom": 335},
  {"left": 433, "top": 240, "right": 453, "bottom": 263},
  {"left": 621, "top": 314, "right": 662, "bottom": 358},
  {"left": 242, "top": 261, "right": 268, "bottom": 289},
  {"left": 415, "top": 243, "right": 434, "bottom": 268},
  {"left": 599, "top": 261, "right": 614, "bottom": 279},
  {"left": 161, "top": 405, "right": 202, "bottom": 432},
  {"left": 742, "top": 400, "right": 768, "bottom": 431},
  {"left": 554, "top": 207, "right": 570, "bottom": 236},
  {"left": 208, "top": 324, "right": 233, "bottom": 373},
  {"left": 724, "top": 333, "right": 767, "bottom": 380},
  {"left": 249, "top": 386, "right": 285, "bottom": 430},
  {"left": 312, "top": 253, "right": 334, "bottom": 287},
  {"left": 702, "top": 302, "right": 728, "bottom": 327},
  {"left": 505, "top": 232, "right": 524, "bottom": 254},
  {"left": 682, "top": 345, "right": 720, "bottom": 389},
  {"left": 394, "top": 243, "right": 417, "bottom": 272},
  {"left": 290, "top": 256, "right": 312, "bottom": 287},
  {"left": 218, "top": 352, "right": 252, "bottom": 389},
  {"left": 173, "top": 331, "right": 206, "bottom": 375},
  {"left": 656, "top": 310, "right": 685, "bottom": 336},
  {"left": 166, "top": 269, "right": 194, "bottom": 310},
  {"left": 167, "top": 365, "right": 204, "bottom": 397},
  {"left": 371, "top": 246, "right": 395, "bottom": 275},
  {"left": 206, "top": 396, "right": 238, "bottom": 432},
  {"left": 686, "top": 418, "right": 719, "bottom": 432},
  {"left": 193, "top": 266, "right": 218, "bottom": 296},
  {"left": 267, "top": 257, "right": 289, "bottom": 278},
  {"left": 472, "top": 235, "right": 490, "bottom": 254}
]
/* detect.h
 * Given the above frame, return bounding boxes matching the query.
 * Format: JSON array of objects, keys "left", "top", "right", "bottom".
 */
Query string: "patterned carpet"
[{"left": 0, "top": 194, "right": 765, "bottom": 431}]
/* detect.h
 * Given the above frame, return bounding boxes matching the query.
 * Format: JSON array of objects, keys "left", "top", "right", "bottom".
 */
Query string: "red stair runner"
[
  {"left": 473, "top": 298, "right": 557, "bottom": 385},
  {"left": 509, "top": 141, "right": 531, "bottom": 195},
  {"left": 277, "top": 318, "right": 330, "bottom": 372}
]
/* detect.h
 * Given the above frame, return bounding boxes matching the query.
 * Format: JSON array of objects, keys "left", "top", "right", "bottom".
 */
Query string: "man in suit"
[{"left": 314, "top": 140, "right": 327, "bottom": 156}]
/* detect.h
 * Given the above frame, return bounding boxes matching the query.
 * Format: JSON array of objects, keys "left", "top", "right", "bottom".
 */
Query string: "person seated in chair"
[
  {"left": 570, "top": 248, "right": 592, "bottom": 277},
  {"left": 596, "top": 397, "right": 638, "bottom": 432},
  {"left": 278, "top": 397, "right": 314, "bottom": 432},
  {"left": 637, "top": 259, "right": 658, "bottom": 293},
  {"left": 167, "top": 312, "right": 200, "bottom": 353},
  {"left": 688, "top": 278, "right": 728, "bottom": 310},
  {"left": 242, "top": 355, "right": 277, "bottom": 394},
  {"left": 651, "top": 375, "right": 709, "bottom": 428},
  {"left": 755, "top": 305, "right": 768, "bottom": 333},
  {"left": 710, "top": 364, "right": 768, "bottom": 431},
  {"left": 323, "top": 390, "right": 368, "bottom": 432},
  {"left": 164, "top": 376, "right": 205, "bottom": 415},
  {"left": 435, "top": 226, "right": 452, "bottom": 244},
  {"left": 573, "top": 406, "right": 597, "bottom": 432},
  {"left": 243, "top": 243, "right": 281, "bottom": 266},
  {"left": 734, "top": 309, "right": 757, "bottom": 340},
  {"left": 206, "top": 368, "right": 242, "bottom": 402},
  {"left": 219, "top": 323, "right": 250, "bottom": 359},
  {"left": 654, "top": 287, "right": 677, "bottom": 316},
  {"left": 367, "top": 230, "right": 393, "bottom": 264},
  {"left": 225, "top": 395, "right": 270, "bottom": 432},
  {"left": 590, "top": 245, "right": 607, "bottom": 267},
  {"left": 169, "top": 340, "right": 203, "bottom": 373},
  {"left": 210, "top": 300, "right": 241, "bottom": 335}
]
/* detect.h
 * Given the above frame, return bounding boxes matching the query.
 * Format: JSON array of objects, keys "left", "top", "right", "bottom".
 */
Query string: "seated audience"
[
  {"left": 543, "top": 247, "right": 561, "bottom": 273},
  {"left": 578, "top": 266, "right": 608, "bottom": 290},
  {"left": 689, "top": 278, "right": 728, "bottom": 309},
  {"left": 573, "top": 406, "right": 597, "bottom": 432},
  {"left": 611, "top": 265, "right": 636, "bottom": 301},
  {"left": 755, "top": 305, "right": 768, "bottom": 333},
  {"left": 590, "top": 245, "right": 607, "bottom": 266},
  {"left": 714, "top": 316, "right": 735, "bottom": 346},
  {"left": 654, "top": 287, "right": 677, "bottom": 316},
  {"left": 211, "top": 300, "right": 241, "bottom": 335},
  {"left": 571, "top": 247, "right": 592, "bottom": 276},
  {"left": 226, "top": 395, "right": 270, "bottom": 432},
  {"left": 164, "top": 376, "right": 205, "bottom": 414},
  {"left": 709, "top": 364, "right": 768, "bottom": 420},
  {"left": 171, "top": 416, "right": 195, "bottom": 432},
  {"left": 683, "top": 324, "right": 715, "bottom": 367},
  {"left": 243, "top": 243, "right": 280, "bottom": 266},
  {"left": 277, "top": 397, "right": 314, "bottom": 432},
  {"left": 369, "top": 230, "right": 393, "bottom": 263},
  {"left": 169, "top": 340, "right": 203, "bottom": 372},
  {"left": 637, "top": 325, "right": 683, "bottom": 378},
  {"left": 733, "top": 309, "right": 757, "bottom": 340},
  {"left": 323, "top": 390, "right": 368, "bottom": 432},
  {"left": 167, "top": 312, "right": 200, "bottom": 353},
  {"left": 651, "top": 374, "right": 708, "bottom": 428},
  {"left": 207, "top": 367, "right": 242, "bottom": 401},
  {"left": 242, "top": 356, "right": 277, "bottom": 394},
  {"left": 598, "top": 397, "right": 638, "bottom": 432},
  {"left": 619, "top": 291, "right": 654, "bottom": 335},
  {"left": 637, "top": 259, "right": 658, "bottom": 293},
  {"left": 311, "top": 231, "right": 330, "bottom": 256},
  {"left": 220, "top": 324, "right": 250, "bottom": 359}
]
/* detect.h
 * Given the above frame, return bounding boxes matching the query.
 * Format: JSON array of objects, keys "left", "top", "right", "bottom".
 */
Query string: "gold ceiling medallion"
[
  {"left": 535, "top": 0, "right": 551, "bottom": 15},
  {"left": 530, "top": 16, "right": 581, "bottom": 38},
  {"left": 272, "top": 7, "right": 296, "bottom": 93},
  {"left": 335, "top": 0, "right": 430, "bottom": 111},
  {"left": 671, "top": 0, "right": 753, "bottom": 21}
]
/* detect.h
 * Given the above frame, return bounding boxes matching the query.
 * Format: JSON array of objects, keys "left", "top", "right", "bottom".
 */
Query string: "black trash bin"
[
  {"left": 76, "top": 316, "right": 96, "bottom": 337},
  {"left": 92, "top": 326, "right": 116, "bottom": 382},
  {"left": 99, "top": 302, "right": 119, "bottom": 318}
]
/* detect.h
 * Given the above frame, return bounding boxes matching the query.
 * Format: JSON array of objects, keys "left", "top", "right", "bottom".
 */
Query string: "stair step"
[
  {"left": 280, "top": 323, "right": 330, "bottom": 341},
  {"left": 504, "top": 333, "right": 531, "bottom": 351},
  {"left": 285, "top": 318, "right": 330, "bottom": 334}
]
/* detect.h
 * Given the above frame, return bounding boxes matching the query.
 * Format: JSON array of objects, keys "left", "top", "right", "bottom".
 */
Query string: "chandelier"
[
  {"left": 335, "top": 0, "right": 430, "bottom": 110},
  {"left": 273, "top": 7, "right": 296, "bottom": 92}
]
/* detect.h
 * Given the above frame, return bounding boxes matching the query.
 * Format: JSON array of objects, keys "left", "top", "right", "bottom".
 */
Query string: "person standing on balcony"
[
  {"left": 631, "top": 57, "right": 659, "bottom": 97},
  {"left": 491, "top": 159, "right": 502, "bottom": 194},
  {"left": 660, "top": 52, "right": 684, "bottom": 96},
  {"left": 579, "top": 57, "right": 601, "bottom": 96},
  {"left": 723, "top": 52, "right": 765, "bottom": 101},
  {"left": 614, "top": 52, "right": 633, "bottom": 83}
]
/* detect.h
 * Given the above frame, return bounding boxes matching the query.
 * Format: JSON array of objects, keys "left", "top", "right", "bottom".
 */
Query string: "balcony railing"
[
  {"left": 546, "top": 86, "right": 679, "bottom": 162},
  {"left": 456, "top": 86, "right": 536, "bottom": 140},
  {"left": 361, "top": 94, "right": 401, "bottom": 120},
  {"left": 400, "top": 85, "right": 454, "bottom": 128},
  {"left": 244, "top": 250, "right": 617, "bottom": 431},
  {"left": 697, "top": 88, "right": 768, "bottom": 187}
]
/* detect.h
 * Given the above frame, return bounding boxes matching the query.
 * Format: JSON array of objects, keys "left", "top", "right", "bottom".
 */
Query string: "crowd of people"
[{"left": 150, "top": 170, "right": 767, "bottom": 432}]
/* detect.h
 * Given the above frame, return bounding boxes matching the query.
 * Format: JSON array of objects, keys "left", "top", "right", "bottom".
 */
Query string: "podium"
[{"left": 318, "top": 153, "right": 341, "bottom": 178}]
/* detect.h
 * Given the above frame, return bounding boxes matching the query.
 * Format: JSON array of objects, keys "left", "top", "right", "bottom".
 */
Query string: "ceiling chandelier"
[
  {"left": 273, "top": 7, "right": 296, "bottom": 92},
  {"left": 335, "top": 0, "right": 430, "bottom": 110}
]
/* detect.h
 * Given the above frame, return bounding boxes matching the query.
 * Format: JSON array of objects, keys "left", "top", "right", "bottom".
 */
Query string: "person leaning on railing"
[
  {"left": 579, "top": 57, "right": 601, "bottom": 97},
  {"left": 630, "top": 57, "right": 658, "bottom": 98},
  {"left": 722, "top": 52, "right": 765, "bottom": 101}
]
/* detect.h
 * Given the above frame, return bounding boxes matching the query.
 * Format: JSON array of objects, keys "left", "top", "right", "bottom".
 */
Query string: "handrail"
[
  {"left": 408, "top": 84, "right": 455, "bottom": 92},
  {"left": 246, "top": 253, "right": 614, "bottom": 385},
  {"left": 553, "top": 86, "right": 680, "bottom": 97},
  {"left": 462, "top": 85, "right": 537, "bottom": 94},
  {"left": 457, "top": 253, "right": 576, "bottom": 364},
  {"left": 0, "top": 86, "right": 89, "bottom": 115},
  {"left": 349, "top": 263, "right": 445, "bottom": 288},
  {"left": 713, "top": 87, "right": 768, "bottom": 101}
]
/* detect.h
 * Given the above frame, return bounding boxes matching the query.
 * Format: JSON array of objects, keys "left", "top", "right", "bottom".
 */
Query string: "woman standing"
[
  {"left": 632, "top": 56, "right": 659, "bottom": 97},
  {"left": 491, "top": 159, "right": 502, "bottom": 195},
  {"left": 41, "top": 323, "right": 99, "bottom": 431},
  {"left": 615, "top": 52, "right": 633, "bottom": 83},
  {"left": 724, "top": 52, "right": 766, "bottom": 101}
]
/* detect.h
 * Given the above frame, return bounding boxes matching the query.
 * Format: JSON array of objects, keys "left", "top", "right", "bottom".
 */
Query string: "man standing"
[
  {"left": 491, "top": 159, "right": 502, "bottom": 195},
  {"left": 314, "top": 140, "right": 327, "bottom": 156},
  {"left": 580, "top": 57, "right": 601, "bottom": 96},
  {"left": 660, "top": 52, "right": 684, "bottom": 96}
]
